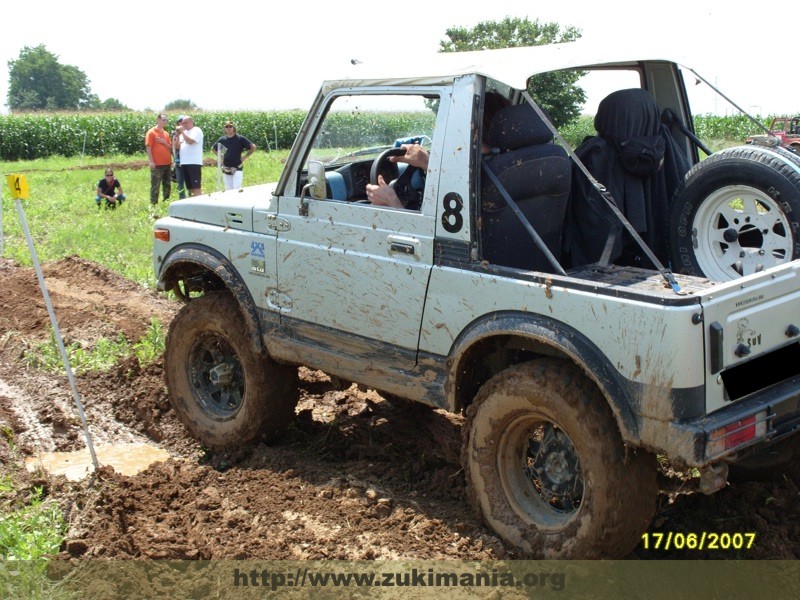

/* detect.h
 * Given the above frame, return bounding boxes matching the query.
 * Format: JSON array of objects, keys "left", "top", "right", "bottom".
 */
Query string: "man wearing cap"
[
  {"left": 172, "top": 116, "right": 188, "bottom": 199},
  {"left": 145, "top": 113, "right": 173, "bottom": 204},
  {"left": 173, "top": 115, "right": 204, "bottom": 196},
  {"left": 212, "top": 120, "right": 257, "bottom": 190}
]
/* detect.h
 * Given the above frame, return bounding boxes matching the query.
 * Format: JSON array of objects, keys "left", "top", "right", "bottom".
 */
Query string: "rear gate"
[{"left": 700, "top": 262, "right": 800, "bottom": 429}]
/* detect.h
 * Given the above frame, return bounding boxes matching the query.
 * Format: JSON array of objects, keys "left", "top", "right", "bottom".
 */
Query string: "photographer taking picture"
[{"left": 173, "top": 115, "right": 204, "bottom": 196}]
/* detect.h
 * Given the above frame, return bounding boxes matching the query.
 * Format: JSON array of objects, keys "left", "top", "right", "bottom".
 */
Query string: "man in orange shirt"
[{"left": 145, "top": 113, "right": 173, "bottom": 205}]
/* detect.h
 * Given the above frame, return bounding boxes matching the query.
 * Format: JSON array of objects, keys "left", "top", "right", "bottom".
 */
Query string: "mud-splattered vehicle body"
[{"left": 153, "top": 40, "right": 800, "bottom": 558}]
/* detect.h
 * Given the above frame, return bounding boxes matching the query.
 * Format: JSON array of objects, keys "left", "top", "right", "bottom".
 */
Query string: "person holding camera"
[
  {"left": 173, "top": 115, "right": 204, "bottom": 196},
  {"left": 212, "top": 120, "right": 256, "bottom": 190},
  {"left": 171, "top": 116, "right": 188, "bottom": 199}
]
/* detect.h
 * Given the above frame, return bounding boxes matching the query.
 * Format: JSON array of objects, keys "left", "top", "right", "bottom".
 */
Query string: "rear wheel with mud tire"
[
  {"left": 462, "top": 359, "right": 658, "bottom": 558},
  {"left": 668, "top": 145, "right": 800, "bottom": 281},
  {"left": 165, "top": 291, "right": 299, "bottom": 449}
]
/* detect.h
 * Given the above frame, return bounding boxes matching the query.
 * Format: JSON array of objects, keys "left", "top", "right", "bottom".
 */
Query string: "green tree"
[
  {"left": 88, "top": 97, "right": 130, "bottom": 111},
  {"left": 6, "top": 45, "right": 93, "bottom": 111},
  {"left": 439, "top": 17, "right": 585, "bottom": 127},
  {"left": 164, "top": 99, "right": 198, "bottom": 111},
  {"left": 99, "top": 98, "right": 130, "bottom": 111}
]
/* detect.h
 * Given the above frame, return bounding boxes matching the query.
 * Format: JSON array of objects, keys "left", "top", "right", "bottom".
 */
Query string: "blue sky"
[{"left": 1, "top": 0, "right": 795, "bottom": 116}]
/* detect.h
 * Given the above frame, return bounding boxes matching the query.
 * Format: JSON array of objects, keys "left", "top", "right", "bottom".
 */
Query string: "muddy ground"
[{"left": 0, "top": 256, "right": 798, "bottom": 561}]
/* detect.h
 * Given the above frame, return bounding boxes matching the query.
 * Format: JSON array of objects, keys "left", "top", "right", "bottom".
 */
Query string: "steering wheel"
[{"left": 369, "top": 147, "right": 423, "bottom": 209}]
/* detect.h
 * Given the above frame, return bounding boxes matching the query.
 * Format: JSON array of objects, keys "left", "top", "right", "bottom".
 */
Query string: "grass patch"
[
  {"left": 23, "top": 328, "right": 131, "bottom": 375},
  {"left": 0, "top": 479, "right": 66, "bottom": 560},
  {"left": 133, "top": 318, "right": 166, "bottom": 366},
  {"left": 0, "top": 475, "right": 71, "bottom": 598},
  {"left": 23, "top": 317, "right": 166, "bottom": 375}
]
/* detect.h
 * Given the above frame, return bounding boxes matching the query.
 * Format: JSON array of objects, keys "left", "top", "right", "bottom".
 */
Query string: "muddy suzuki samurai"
[{"left": 153, "top": 40, "right": 800, "bottom": 558}]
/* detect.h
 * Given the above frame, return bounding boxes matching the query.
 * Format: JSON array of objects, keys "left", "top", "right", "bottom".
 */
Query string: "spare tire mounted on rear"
[{"left": 668, "top": 145, "right": 800, "bottom": 281}]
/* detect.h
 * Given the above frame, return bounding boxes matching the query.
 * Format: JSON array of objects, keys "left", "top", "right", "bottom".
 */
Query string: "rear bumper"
[{"left": 666, "top": 375, "right": 800, "bottom": 467}]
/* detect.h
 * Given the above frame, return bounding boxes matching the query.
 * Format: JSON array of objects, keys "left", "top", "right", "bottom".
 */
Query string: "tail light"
[{"left": 708, "top": 412, "right": 767, "bottom": 458}]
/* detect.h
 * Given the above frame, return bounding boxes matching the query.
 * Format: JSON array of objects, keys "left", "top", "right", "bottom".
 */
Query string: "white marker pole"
[
  {"left": 8, "top": 176, "right": 99, "bottom": 473},
  {"left": 216, "top": 144, "right": 226, "bottom": 192}
]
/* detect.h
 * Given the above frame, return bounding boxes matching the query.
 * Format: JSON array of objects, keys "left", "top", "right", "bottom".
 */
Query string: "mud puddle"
[{"left": 25, "top": 442, "right": 172, "bottom": 481}]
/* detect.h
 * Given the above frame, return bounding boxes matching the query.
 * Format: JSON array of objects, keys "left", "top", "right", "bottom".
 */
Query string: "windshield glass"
[{"left": 306, "top": 94, "right": 438, "bottom": 168}]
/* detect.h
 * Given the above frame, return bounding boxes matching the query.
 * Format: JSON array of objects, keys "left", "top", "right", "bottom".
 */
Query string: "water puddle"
[{"left": 25, "top": 443, "right": 172, "bottom": 481}]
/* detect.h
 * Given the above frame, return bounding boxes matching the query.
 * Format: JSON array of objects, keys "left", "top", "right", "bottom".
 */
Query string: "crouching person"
[{"left": 95, "top": 169, "right": 126, "bottom": 209}]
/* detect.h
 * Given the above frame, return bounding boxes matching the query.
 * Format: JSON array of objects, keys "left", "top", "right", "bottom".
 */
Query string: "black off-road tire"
[
  {"left": 462, "top": 359, "right": 658, "bottom": 559},
  {"left": 668, "top": 145, "right": 800, "bottom": 281},
  {"left": 728, "top": 434, "right": 800, "bottom": 483},
  {"left": 164, "top": 291, "right": 299, "bottom": 450}
]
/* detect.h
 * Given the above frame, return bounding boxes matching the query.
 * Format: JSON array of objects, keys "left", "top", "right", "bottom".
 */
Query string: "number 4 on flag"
[{"left": 5, "top": 173, "right": 30, "bottom": 200}]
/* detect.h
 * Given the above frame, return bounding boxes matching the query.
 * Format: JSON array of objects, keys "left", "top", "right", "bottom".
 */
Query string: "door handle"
[
  {"left": 388, "top": 234, "right": 419, "bottom": 256},
  {"left": 390, "top": 242, "right": 415, "bottom": 255}
]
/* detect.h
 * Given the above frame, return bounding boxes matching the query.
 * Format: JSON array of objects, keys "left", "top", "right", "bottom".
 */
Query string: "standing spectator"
[
  {"left": 174, "top": 115, "right": 204, "bottom": 196},
  {"left": 212, "top": 121, "right": 257, "bottom": 190},
  {"left": 145, "top": 113, "right": 173, "bottom": 205},
  {"left": 95, "top": 169, "right": 126, "bottom": 209},
  {"left": 172, "top": 115, "right": 188, "bottom": 199}
]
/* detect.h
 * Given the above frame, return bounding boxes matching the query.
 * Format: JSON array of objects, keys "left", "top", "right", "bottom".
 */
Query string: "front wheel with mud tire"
[
  {"left": 462, "top": 359, "right": 658, "bottom": 558},
  {"left": 668, "top": 145, "right": 800, "bottom": 281},
  {"left": 164, "top": 291, "right": 299, "bottom": 450}
]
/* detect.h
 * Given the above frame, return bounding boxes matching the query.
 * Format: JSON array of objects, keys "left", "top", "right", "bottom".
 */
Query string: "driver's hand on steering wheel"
[
  {"left": 366, "top": 175, "right": 404, "bottom": 208},
  {"left": 390, "top": 144, "right": 429, "bottom": 171}
]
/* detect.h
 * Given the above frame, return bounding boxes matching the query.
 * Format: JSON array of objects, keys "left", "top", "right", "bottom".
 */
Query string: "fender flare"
[
  {"left": 158, "top": 243, "right": 263, "bottom": 353},
  {"left": 446, "top": 311, "right": 640, "bottom": 441}
]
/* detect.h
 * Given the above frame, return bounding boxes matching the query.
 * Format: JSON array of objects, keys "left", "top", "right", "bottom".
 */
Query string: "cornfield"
[{"left": 0, "top": 111, "right": 773, "bottom": 162}]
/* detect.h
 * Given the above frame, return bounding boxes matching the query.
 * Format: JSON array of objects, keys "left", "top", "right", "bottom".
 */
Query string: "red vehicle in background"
[{"left": 746, "top": 115, "right": 800, "bottom": 152}]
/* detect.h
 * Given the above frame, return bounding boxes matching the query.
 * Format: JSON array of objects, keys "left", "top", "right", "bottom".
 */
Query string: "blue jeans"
[
  {"left": 95, "top": 194, "right": 126, "bottom": 208},
  {"left": 174, "top": 162, "right": 187, "bottom": 199}
]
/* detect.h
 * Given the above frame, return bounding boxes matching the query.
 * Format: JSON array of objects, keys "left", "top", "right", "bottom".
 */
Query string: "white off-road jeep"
[{"left": 153, "top": 40, "right": 800, "bottom": 558}]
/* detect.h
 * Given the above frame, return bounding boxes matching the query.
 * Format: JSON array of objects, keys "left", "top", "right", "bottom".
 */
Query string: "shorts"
[{"left": 181, "top": 164, "right": 202, "bottom": 189}]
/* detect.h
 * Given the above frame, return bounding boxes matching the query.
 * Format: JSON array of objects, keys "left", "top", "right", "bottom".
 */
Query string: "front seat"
[{"left": 481, "top": 103, "right": 571, "bottom": 272}]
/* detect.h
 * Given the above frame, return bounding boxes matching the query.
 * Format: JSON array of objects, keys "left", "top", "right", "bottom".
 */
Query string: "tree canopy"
[
  {"left": 6, "top": 45, "right": 94, "bottom": 111},
  {"left": 164, "top": 99, "right": 198, "bottom": 111},
  {"left": 439, "top": 17, "right": 586, "bottom": 127}
]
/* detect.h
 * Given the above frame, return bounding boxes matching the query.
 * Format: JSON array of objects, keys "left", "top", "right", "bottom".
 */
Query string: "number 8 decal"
[{"left": 441, "top": 192, "right": 464, "bottom": 233}]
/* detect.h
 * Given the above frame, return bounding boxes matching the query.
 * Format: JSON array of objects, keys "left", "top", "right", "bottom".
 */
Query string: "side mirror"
[
  {"left": 300, "top": 160, "right": 327, "bottom": 216},
  {"left": 306, "top": 161, "right": 326, "bottom": 199}
]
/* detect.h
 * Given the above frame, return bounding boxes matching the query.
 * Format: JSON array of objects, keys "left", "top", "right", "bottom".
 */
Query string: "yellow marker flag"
[{"left": 5, "top": 173, "right": 30, "bottom": 200}]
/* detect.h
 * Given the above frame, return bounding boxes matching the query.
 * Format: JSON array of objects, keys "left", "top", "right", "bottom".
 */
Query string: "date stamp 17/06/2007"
[{"left": 641, "top": 532, "right": 756, "bottom": 551}]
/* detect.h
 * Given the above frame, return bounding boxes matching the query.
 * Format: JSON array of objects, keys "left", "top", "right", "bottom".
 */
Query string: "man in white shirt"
[{"left": 173, "top": 115, "right": 204, "bottom": 196}]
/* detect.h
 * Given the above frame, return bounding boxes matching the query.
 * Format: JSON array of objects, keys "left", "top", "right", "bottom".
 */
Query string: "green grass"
[
  {"left": 133, "top": 318, "right": 166, "bottom": 366},
  {"left": 1, "top": 149, "right": 288, "bottom": 287},
  {"left": 0, "top": 473, "right": 72, "bottom": 598},
  {"left": 23, "top": 328, "right": 130, "bottom": 375},
  {"left": 0, "top": 479, "right": 66, "bottom": 560},
  {"left": 22, "top": 318, "right": 167, "bottom": 376}
]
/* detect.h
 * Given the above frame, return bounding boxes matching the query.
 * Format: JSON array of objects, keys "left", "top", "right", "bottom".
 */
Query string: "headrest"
[
  {"left": 487, "top": 104, "right": 553, "bottom": 151},
  {"left": 594, "top": 89, "right": 660, "bottom": 138}
]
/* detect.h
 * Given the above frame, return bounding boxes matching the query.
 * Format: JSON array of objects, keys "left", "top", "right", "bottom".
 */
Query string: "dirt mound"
[{"left": 0, "top": 256, "right": 798, "bottom": 560}]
